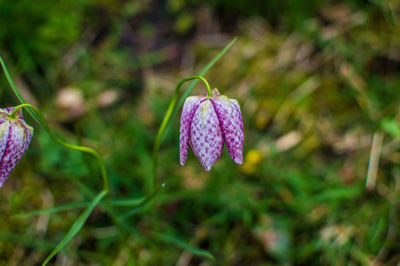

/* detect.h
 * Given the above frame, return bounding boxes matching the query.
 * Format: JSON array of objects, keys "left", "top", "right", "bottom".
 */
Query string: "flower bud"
[
  {"left": 0, "top": 107, "right": 33, "bottom": 187},
  {"left": 179, "top": 89, "right": 244, "bottom": 171}
]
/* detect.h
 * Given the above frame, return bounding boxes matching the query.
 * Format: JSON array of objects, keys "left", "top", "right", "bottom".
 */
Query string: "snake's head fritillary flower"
[
  {"left": 0, "top": 107, "right": 33, "bottom": 187},
  {"left": 179, "top": 89, "right": 244, "bottom": 171}
]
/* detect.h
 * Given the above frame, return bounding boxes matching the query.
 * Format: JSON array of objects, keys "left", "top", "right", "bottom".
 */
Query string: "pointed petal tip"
[
  {"left": 201, "top": 156, "right": 217, "bottom": 171},
  {"left": 179, "top": 153, "right": 186, "bottom": 166},
  {"left": 203, "top": 164, "right": 212, "bottom": 171},
  {"left": 190, "top": 100, "right": 223, "bottom": 173},
  {"left": 211, "top": 88, "right": 221, "bottom": 96},
  {"left": 234, "top": 157, "right": 243, "bottom": 165},
  {"left": 210, "top": 97, "right": 244, "bottom": 167}
]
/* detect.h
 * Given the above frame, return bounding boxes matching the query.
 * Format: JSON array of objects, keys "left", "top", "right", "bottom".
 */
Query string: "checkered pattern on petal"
[
  {"left": 179, "top": 96, "right": 203, "bottom": 165},
  {"left": 0, "top": 121, "right": 33, "bottom": 187},
  {"left": 189, "top": 99, "right": 223, "bottom": 171},
  {"left": 0, "top": 121, "right": 11, "bottom": 185},
  {"left": 0, "top": 107, "right": 33, "bottom": 187},
  {"left": 211, "top": 97, "right": 244, "bottom": 165}
]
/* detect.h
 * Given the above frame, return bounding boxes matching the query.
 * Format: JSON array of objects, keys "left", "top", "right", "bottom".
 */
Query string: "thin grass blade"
[
  {"left": 13, "top": 202, "right": 90, "bottom": 219},
  {"left": 155, "top": 232, "right": 215, "bottom": 261},
  {"left": 110, "top": 198, "right": 146, "bottom": 207},
  {"left": 42, "top": 190, "right": 107, "bottom": 265},
  {"left": 120, "top": 183, "right": 165, "bottom": 220},
  {"left": 13, "top": 197, "right": 150, "bottom": 220}
]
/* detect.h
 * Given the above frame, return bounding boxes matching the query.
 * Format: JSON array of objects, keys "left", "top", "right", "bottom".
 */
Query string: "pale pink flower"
[
  {"left": 179, "top": 89, "right": 244, "bottom": 171},
  {"left": 0, "top": 107, "right": 33, "bottom": 187}
]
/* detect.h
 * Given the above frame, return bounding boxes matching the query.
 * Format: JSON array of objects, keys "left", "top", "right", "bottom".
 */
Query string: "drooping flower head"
[
  {"left": 180, "top": 89, "right": 244, "bottom": 171},
  {"left": 0, "top": 107, "right": 33, "bottom": 187}
]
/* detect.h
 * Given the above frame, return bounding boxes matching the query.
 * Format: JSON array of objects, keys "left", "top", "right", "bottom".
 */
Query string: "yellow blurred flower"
[{"left": 241, "top": 149, "right": 263, "bottom": 174}]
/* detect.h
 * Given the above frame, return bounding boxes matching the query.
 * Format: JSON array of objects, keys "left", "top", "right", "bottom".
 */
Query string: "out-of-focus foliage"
[{"left": 1, "top": 0, "right": 400, "bottom": 265}]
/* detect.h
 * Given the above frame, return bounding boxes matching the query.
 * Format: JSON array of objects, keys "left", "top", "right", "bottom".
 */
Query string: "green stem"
[
  {"left": 150, "top": 75, "right": 211, "bottom": 193},
  {"left": 9, "top": 103, "right": 35, "bottom": 118},
  {"left": 0, "top": 59, "right": 110, "bottom": 194},
  {"left": 16, "top": 103, "right": 109, "bottom": 194},
  {"left": 0, "top": 56, "right": 43, "bottom": 127}
]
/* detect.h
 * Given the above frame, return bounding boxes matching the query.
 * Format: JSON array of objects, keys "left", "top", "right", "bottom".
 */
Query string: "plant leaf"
[
  {"left": 155, "top": 232, "right": 215, "bottom": 261},
  {"left": 13, "top": 202, "right": 89, "bottom": 219},
  {"left": 110, "top": 198, "right": 146, "bottom": 207},
  {"left": 13, "top": 196, "right": 151, "bottom": 219},
  {"left": 42, "top": 190, "right": 107, "bottom": 266},
  {"left": 120, "top": 183, "right": 166, "bottom": 220}
]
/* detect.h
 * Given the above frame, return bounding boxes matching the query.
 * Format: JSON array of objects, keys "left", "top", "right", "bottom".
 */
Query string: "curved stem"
[
  {"left": 10, "top": 103, "right": 110, "bottom": 194},
  {"left": 150, "top": 75, "right": 211, "bottom": 193},
  {"left": 0, "top": 57, "right": 109, "bottom": 194},
  {"left": 0, "top": 57, "right": 41, "bottom": 127},
  {"left": 9, "top": 103, "right": 35, "bottom": 118}
]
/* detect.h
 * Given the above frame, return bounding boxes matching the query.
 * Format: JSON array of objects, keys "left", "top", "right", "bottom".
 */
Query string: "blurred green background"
[{"left": 1, "top": 0, "right": 400, "bottom": 265}]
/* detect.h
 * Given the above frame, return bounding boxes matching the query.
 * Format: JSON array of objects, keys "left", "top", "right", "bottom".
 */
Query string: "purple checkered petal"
[
  {"left": 189, "top": 99, "right": 223, "bottom": 171},
  {"left": 0, "top": 109, "right": 10, "bottom": 124},
  {"left": 179, "top": 96, "right": 203, "bottom": 165},
  {"left": 0, "top": 107, "right": 33, "bottom": 187},
  {"left": 211, "top": 96, "right": 244, "bottom": 165},
  {"left": 0, "top": 121, "right": 11, "bottom": 170}
]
